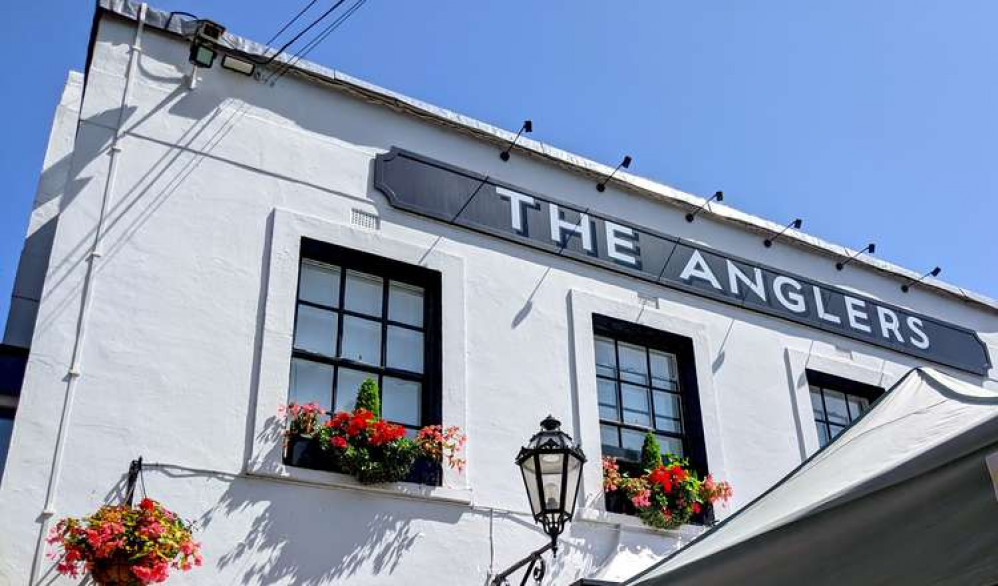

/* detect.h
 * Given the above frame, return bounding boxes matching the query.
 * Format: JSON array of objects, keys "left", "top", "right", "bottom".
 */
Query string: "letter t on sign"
[{"left": 497, "top": 186, "right": 539, "bottom": 235}]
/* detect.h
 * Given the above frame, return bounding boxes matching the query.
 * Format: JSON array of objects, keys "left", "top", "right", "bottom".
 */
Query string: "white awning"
[{"left": 624, "top": 367, "right": 998, "bottom": 586}]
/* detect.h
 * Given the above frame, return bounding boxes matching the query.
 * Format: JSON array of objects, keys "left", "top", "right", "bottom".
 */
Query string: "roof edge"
[{"left": 95, "top": 0, "right": 998, "bottom": 314}]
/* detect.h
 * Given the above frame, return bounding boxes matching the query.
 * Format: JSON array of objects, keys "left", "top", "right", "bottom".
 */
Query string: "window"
[
  {"left": 807, "top": 370, "right": 883, "bottom": 448},
  {"left": 593, "top": 315, "right": 708, "bottom": 475},
  {"left": 289, "top": 239, "right": 441, "bottom": 436},
  {"left": 0, "top": 408, "right": 13, "bottom": 480},
  {"left": 0, "top": 345, "right": 27, "bottom": 482}
]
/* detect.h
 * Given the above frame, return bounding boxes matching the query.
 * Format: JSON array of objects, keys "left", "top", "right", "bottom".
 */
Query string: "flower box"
[{"left": 281, "top": 378, "right": 464, "bottom": 487}]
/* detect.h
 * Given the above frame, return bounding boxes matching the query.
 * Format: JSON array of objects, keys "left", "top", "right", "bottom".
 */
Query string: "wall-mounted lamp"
[
  {"left": 901, "top": 266, "right": 941, "bottom": 292},
  {"left": 685, "top": 191, "right": 724, "bottom": 222},
  {"left": 499, "top": 120, "right": 533, "bottom": 162},
  {"left": 764, "top": 218, "right": 803, "bottom": 248},
  {"left": 836, "top": 243, "right": 876, "bottom": 271},
  {"left": 596, "top": 156, "right": 632, "bottom": 192},
  {"left": 188, "top": 20, "right": 225, "bottom": 68},
  {"left": 220, "top": 54, "right": 257, "bottom": 76}
]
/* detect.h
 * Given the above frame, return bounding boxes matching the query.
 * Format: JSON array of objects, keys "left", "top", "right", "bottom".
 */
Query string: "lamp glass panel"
[
  {"left": 563, "top": 454, "right": 584, "bottom": 516},
  {"left": 539, "top": 452, "right": 566, "bottom": 512},
  {"left": 520, "top": 459, "right": 542, "bottom": 516}
]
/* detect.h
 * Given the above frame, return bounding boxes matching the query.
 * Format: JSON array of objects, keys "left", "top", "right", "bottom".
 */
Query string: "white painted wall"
[{"left": 1, "top": 9, "right": 996, "bottom": 585}]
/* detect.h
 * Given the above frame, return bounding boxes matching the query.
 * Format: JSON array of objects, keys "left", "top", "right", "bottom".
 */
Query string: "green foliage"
[
  {"left": 350, "top": 438, "right": 418, "bottom": 485},
  {"left": 640, "top": 432, "right": 663, "bottom": 471},
  {"left": 355, "top": 377, "right": 381, "bottom": 418}
]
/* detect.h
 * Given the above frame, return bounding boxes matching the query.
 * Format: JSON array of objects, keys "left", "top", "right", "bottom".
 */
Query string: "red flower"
[
  {"left": 331, "top": 436, "right": 347, "bottom": 449},
  {"left": 139, "top": 498, "right": 156, "bottom": 511},
  {"left": 346, "top": 409, "right": 375, "bottom": 437},
  {"left": 648, "top": 466, "right": 673, "bottom": 492},
  {"left": 369, "top": 420, "right": 406, "bottom": 446},
  {"left": 692, "top": 502, "right": 702, "bottom": 514}
]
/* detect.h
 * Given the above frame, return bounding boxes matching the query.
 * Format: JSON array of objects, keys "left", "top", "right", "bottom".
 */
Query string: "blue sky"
[{"left": 2, "top": 1, "right": 996, "bottom": 334}]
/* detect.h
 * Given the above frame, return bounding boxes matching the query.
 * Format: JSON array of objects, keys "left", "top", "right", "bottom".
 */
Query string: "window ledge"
[
  {"left": 576, "top": 507, "right": 707, "bottom": 539},
  {"left": 247, "top": 462, "right": 473, "bottom": 506}
]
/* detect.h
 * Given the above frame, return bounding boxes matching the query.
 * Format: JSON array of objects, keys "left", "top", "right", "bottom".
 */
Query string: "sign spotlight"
[
  {"left": 901, "top": 266, "right": 941, "bottom": 292},
  {"left": 764, "top": 218, "right": 803, "bottom": 248},
  {"left": 596, "top": 156, "right": 632, "bottom": 192},
  {"left": 500, "top": 120, "right": 533, "bottom": 162},
  {"left": 836, "top": 243, "right": 876, "bottom": 271},
  {"left": 685, "top": 191, "right": 724, "bottom": 222}
]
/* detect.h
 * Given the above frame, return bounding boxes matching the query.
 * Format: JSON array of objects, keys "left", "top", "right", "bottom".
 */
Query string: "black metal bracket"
[
  {"left": 492, "top": 541, "right": 554, "bottom": 586},
  {"left": 124, "top": 457, "right": 143, "bottom": 506}
]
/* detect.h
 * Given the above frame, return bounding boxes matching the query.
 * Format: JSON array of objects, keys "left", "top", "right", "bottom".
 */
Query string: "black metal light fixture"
[
  {"left": 901, "top": 266, "right": 941, "bottom": 292},
  {"left": 764, "top": 218, "right": 802, "bottom": 248},
  {"left": 492, "top": 416, "right": 586, "bottom": 586},
  {"left": 685, "top": 191, "right": 724, "bottom": 222},
  {"left": 596, "top": 156, "right": 632, "bottom": 192},
  {"left": 836, "top": 243, "right": 876, "bottom": 271},
  {"left": 500, "top": 120, "right": 533, "bottom": 161},
  {"left": 188, "top": 20, "right": 225, "bottom": 68}
]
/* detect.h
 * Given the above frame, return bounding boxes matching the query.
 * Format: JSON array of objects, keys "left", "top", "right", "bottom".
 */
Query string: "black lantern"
[{"left": 516, "top": 415, "right": 587, "bottom": 553}]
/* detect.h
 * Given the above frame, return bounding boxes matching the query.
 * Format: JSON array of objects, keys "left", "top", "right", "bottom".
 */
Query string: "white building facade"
[{"left": 1, "top": 2, "right": 996, "bottom": 584}]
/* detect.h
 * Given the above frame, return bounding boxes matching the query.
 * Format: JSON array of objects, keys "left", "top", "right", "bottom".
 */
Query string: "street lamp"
[
  {"left": 517, "top": 415, "right": 587, "bottom": 553},
  {"left": 493, "top": 416, "right": 586, "bottom": 585}
]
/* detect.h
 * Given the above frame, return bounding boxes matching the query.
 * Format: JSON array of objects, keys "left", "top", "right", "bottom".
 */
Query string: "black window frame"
[
  {"left": 806, "top": 369, "right": 884, "bottom": 448},
  {"left": 290, "top": 238, "right": 443, "bottom": 434},
  {"left": 593, "top": 315, "right": 709, "bottom": 478}
]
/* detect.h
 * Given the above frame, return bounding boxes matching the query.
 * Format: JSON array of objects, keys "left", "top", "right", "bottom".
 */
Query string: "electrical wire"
[
  {"left": 266, "top": 0, "right": 369, "bottom": 85},
  {"left": 250, "top": 0, "right": 351, "bottom": 66},
  {"left": 264, "top": 0, "right": 321, "bottom": 46}
]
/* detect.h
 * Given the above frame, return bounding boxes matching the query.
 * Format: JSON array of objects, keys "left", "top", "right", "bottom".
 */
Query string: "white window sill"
[
  {"left": 246, "top": 462, "right": 473, "bottom": 506},
  {"left": 577, "top": 507, "right": 707, "bottom": 539}
]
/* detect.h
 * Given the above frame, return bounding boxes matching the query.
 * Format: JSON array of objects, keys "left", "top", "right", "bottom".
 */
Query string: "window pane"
[
  {"left": 650, "top": 350, "right": 678, "bottom": 389},
  {"left": 816, "top": 423, "right": 830, "bottom": 447},
  {"left": 383, "top": 377, "right": 421, "bottom": 427},
  {"left": 809, "top": 387, "right": 825, "bottom": 421},
  {"left": 597, "top": 379, "right": 619, "bottom": 421},
  {"left": 293, "top": 305, "right": 337, "bottom": 357},
  {"left": 847, "top": 395, "right": 869, "bottom": 421},
  {"left": 0, "top": 411, "right": 14, "bottom": 480},
  {"left": 289, "top": 358, "right": 333, "bottom": 410},
  {"left": 621, "top": 384, "right": 651, "bottom": 427},
  {"left": 344, "top": 270, "right": 383, "bottom": 316},
  {"left": 341, "top": 316, "right": 382, "bottom": 365},
  {"left": 389, "top": 281, "right": 424, "bottom": 327},
  {"left": 386, "top": 326, "right": 423, "bottom": 373},
  {"left": 600, "top": 424, "right": 620, "bottom": 448},
  {"left": 660, "top": 435, "right": 684, "bottom": 458},
  {"left": 594, "top": 337, "right": 617, "bottom": 378},
  {"left": 618, "top": 342, "right": 649, "bottom": 385},
  {"left": 621, "top": 428, "right": 646, "bottom": 455},
  {"left": 334, "top": 368, "right": 372, "bottom": 413},
  {"left": 299, "top": 261, "right": 340, "bottom": 307},
  {"left": 824, "top": 390, "right": 849, "bottom": 425},
  {"left": 828, "top": 423, "right": 846, "bottom": 441},
  {"left": 653, "top": 391, "right": 683, "bottom": 434}
]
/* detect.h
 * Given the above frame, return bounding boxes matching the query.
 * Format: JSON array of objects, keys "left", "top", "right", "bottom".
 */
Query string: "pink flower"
[{"left": 630, "top": 488, "right": 652, "bottom": 509}]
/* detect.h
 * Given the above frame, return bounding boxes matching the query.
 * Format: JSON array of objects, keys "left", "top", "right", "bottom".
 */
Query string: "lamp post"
[{"left": 492, "top": 416, "right": 586, "bottom": 586}]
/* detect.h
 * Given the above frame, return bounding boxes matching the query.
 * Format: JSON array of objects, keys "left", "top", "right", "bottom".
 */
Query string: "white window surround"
[
  {"left": 567, "top": 289, "right": 728, "bottom": 522},
  {"left": 247, "top": 207, "right": 471, "bottom": 503},
  {"left": 784, "top": 347, "right": 902, "bottom": 458}
]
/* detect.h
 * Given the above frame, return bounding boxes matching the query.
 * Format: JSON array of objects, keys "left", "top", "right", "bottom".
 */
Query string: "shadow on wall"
[{"left": 198, "top": 475, "right": 464, "bottom": 585}]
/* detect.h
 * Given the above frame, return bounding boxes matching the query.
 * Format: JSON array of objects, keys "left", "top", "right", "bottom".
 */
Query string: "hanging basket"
[{"left": 91, "top": 560, "right": 141, "bottom": 586}]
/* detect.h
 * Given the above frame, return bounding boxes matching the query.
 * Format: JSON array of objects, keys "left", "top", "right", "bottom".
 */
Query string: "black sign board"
[{"left": 374, "top": 148, "right": 991, "bottom": 375}]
